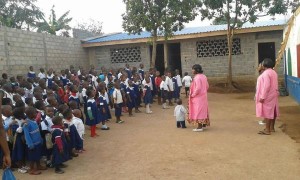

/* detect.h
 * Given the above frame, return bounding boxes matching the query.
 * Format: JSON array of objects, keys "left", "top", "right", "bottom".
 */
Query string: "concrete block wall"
[
  {"left": 181, "top": 31, "right": 284, "bottom": 79},
  {"left": 0, "top": 27, "right": 88, "bottom": 76},
  {"left": 94, "top": 43, "right": 151, "bottom": 71}
]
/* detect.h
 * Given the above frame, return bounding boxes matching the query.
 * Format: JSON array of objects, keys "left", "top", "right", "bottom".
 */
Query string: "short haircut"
[
  {"left": 176, "top": 99, "right": 182, "bottom": 105},
  {"left": 52, "top": 116, "right": 63, "bottom": 125},
  {"left": 192, "top": 64, "right": 203, "bottom": 74},
  {"left": 25, "top": 106, "right": 36, "bottom": 119},
  {"left": 63, "top": 108, "right": 73, "bottom": 119},
  {"left": 262, "top": 58, "right": 275, "bottom": 68}
]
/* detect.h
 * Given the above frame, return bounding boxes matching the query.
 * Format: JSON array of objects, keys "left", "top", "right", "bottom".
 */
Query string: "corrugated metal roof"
[{"left": 84, "top": 19, "right": 286, "bottom": 44}]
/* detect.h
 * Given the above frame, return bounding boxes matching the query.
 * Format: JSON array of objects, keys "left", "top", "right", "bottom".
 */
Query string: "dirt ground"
[{"left": 14, "top": 92, "right": 300, "bottom": 180}]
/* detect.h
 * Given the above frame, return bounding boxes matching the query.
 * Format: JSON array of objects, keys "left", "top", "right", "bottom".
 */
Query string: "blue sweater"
[{"left": 23, "top": 119, "right": 43, "bottom": 149}]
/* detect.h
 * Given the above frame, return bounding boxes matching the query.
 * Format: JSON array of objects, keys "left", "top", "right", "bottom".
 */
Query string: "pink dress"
[
  {"left": 255, "top": 68, "right": 279, "bottom": 119},
  {"left": 188, "top": 74, "right": 210, "bottom": 125}
]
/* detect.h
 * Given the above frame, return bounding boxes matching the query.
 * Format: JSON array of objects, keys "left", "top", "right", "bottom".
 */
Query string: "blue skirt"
[
  {"left": 12, "top": 134, "right": 26, "bottom": 162},
  {"left": 27, "top": 144, "right": 42, "bottom": 161}
]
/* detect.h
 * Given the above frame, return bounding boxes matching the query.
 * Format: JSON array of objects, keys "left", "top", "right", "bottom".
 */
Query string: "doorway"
[
  {"left": 168, "top": 43, "right": 182, "bottom": 75},
  {"left": 258, "top": 42, "right": 275, "bottom": 64},
  {"left": 151, "top": 44, "right": 165, "bottom": 75}
]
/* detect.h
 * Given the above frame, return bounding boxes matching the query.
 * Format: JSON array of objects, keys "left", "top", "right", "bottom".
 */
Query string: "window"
[
  {"left": 196, "top": 38, "right": 241, "bottom": 57},
  {"left": 110, "top": 47, "right": 141, "bottom": 63}
]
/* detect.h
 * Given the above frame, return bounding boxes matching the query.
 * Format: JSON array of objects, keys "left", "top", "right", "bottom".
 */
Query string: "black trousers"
[{"left": 177, "top": 121, "right": 186, "bottom": 128}]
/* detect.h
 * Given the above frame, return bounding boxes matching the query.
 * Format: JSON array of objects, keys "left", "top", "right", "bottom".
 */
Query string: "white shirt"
[
  {"left": 72, "top": 117, "right": 85, "bottom": 139},
  {"left": 176, "top": 75, "right": 182, "bottom": 87},
  {"left": 174, "top": 105, "right": 187, "bottom": 121},
  {"left": 160, "top": 80, "right": 169, "bottom": 91},
  {"left": 165, "top": 76, "right": 174, "bottom": 91},
  {"left": 38, "top": 72, "right": 46, "bottom": 79},
  {"left": 117, "top": 72, "right": 122, "bottom": 79},
  {"left": 2, "top": 115, "right": 12, "bottom": 141},
  {"left": 77, "top": 70, "right": 81, "bottom": 76},
  {"left": 41, "top": 115, "right": 53, "bottom": 132},
  {"left": 113, "top": 89, "right": 123, "bottom": 104},
  {"left": 182, "top": 76, "right": 192, "bottom": 87}
]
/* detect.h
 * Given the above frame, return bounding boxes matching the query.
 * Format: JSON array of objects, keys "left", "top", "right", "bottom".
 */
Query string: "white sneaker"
[
  {"left": 22, "top": 166, "right": 30, "bottom": 170},
  {"left": 192, "top": 128, "right": 203, "bottom": 132},
  {"left": 18, "top": 168, "right": 27, "bottom": 174},
  {"left": 258, "top": 121, "right": 266, "bottom": 125}
]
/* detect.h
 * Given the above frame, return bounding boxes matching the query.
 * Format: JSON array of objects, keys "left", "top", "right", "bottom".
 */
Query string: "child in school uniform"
[
  {"left": 27, "top": 66, "right": 36, "bottom": 79},
  {"left": 172, "top": 74, "right": 179, "bottom": 103},
  {"left": 68, "top": 85, "right": 80, "bottom": 109},
  {"left": 85, "top": 88, "right": 101, "bottom": 136},
  {"left": 51, "top": 116, "right": 69, "bottom": 174},
  {"left": 126, "top": 80, "right": 136, "bottom": 116},
  {"left": 98, "top": 87, "right": 110, "bottom": 130},
  {"left": 23, "top": 106, "right": 47, "bottom": 175},
  {"left": 143, "top": 77, "right": 153, "bottom": 114},
  {"left": 40, "top": 106, "right": 54, "bottom": 167},
  {"left": 72, "top": 109, "right": 85, "bottom": 140},
  {"left": 11, "top": 107, "right": 28, "bottom": 173},
  {"left": 133, "top": 75, "right": 142, "bottom": 113},
  {"left": 62, "top": 109, "right": 81, "bottom": 158},
  {"left": 113, "top": 82, "right": 124, "bottom": 124},
  {"left": 160, "top": 75, "right": 169, "bottom": 109},
  {"left": 174, "top": 99, "right": 187, "bottom": 128},
  {"left": 182, "top": 72, "right": 192, "bottom": 98}
]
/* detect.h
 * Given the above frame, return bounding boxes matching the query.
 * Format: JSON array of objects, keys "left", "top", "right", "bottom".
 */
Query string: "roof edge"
[{"left": 82, "top": 25, "right": 284, "bottom": 48}]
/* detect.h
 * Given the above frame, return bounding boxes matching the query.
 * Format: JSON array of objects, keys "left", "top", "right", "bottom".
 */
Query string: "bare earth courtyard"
[{"left": 14, "top": 93, "right": 300, "bottom": 180}]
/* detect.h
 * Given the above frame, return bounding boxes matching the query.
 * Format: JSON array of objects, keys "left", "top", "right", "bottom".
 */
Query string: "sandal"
[{"left": 258, "top": 130, "right": 271, "bottom": 135}]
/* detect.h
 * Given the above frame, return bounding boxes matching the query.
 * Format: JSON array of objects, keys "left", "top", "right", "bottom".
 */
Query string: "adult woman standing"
[
  {"left": 256, "top": 58, "right": 279, "bottom": 135},
  {"left": 188, "top": 64, "right": 210, "bottom": 132}
]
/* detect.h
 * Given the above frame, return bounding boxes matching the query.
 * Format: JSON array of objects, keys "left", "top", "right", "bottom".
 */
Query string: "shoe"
[
  {"left": 22, "top": 166, "right": 30, "bottom": 171},
  {"left": 192, "top": 128, "right": 203, "bottom": 132},
  {"left": 55, "top": 168, "right": 65, "bottom": 174},
  {"left": 59, "top": 164, "right": 68, "bottom": 168},
  {"left": 258, "top": 121, "right": 266, "bottom": 125},
  {"left": 117, "top": 120, "right": 124, "bottom": 124},
  {"left": 46, "top": 163, "right": 54, "bottom": 168},
  {"left": 101, "top": 126, "right": 110, "bottom": 130},
  {"left": 182, "top": 126, "right": 187, "bottom": 128},
  {"left": 135, "top": 109, "right": 141, "bottom": 113},
  {"left": 18, "top": 168, "right": 27, "bottom": 174},
  {"left": 71, "top": 152, "right": 79, "bottom": 157}
]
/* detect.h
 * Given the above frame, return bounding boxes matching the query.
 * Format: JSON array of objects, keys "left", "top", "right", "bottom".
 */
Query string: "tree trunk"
[
  {"left": 151, "top": 35, "right": 157, "bottom": 68},
  {"left": 227, "top": 27, "right": 234, "bottom": 87}
]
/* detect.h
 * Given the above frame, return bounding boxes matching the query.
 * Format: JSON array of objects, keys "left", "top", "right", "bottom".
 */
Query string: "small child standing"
[
  {"left": 174, "top": 99, "right": 187, "bottom": 128},
  {"left": 182, "top": 72, "right": 192, "bottom": 98},
  {"left": 51, "top": 116, "right": 69, "bottom": 174},
  {"left": 72, "top": 109, "right": 85, "bottom": 152},
  {"left": 23, "top": 106, "right": 46, "bottom": 175},
  {"left": 86, "top": 88, "right": 100, "bottom": 136},
  {"left": 126, "top": 80, "right": 136, "bottom": 116},
  {"left": 98, "top": 87, "right": 110, "bottom": 130},
  {"left": 113, "top": 82, "right": 124, "bottom": 124},
  {"left": 143, "top": 77, "right": 153, "bottom": 114}
]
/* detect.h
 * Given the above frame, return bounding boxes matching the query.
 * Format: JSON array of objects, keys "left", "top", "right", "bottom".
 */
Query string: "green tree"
[
  {"left": 36, "top": 5, "right": 72, "bottom": 36},
  {"left": 76, "top": 19, "right": 103, "bottom": 35},
  {"left": 0, "top": 0, "right": 44, "bottom": 30},
  {"left": 122, "top": 0, "right": 201, "bottom": 68},
  {"left": 200, "top": 0, "right": 287, "bottom": 88}
]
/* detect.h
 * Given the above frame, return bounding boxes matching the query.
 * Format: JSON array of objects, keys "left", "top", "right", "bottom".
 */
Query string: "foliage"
[
  {"left": 122, "top": 0, "right": 201, "bottom": 67},
  {"left": 0, "top": 0, "right": 44, "bottom": 29},
  {"left": 199, "top": 0, "right": 287, "bottom": 86},
  {"left": 36, "top": 5, "right": 72, "bottom": 36},
  {"left": 288, "top": 0, "right": 300, "bottom": 12},
  {"left": 75, "top": 19, "right": 103, "bottom": 35}
]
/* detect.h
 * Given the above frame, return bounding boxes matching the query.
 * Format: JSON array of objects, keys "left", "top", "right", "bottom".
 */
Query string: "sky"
[{"left": 36, "top": 0, "right": 290, "bottom": 34}]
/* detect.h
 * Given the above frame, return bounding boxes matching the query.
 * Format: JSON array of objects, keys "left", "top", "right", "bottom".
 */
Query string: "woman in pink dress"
[
  {"left": 188, "top": 64, "right": 209, "bottom": 132},
  {"left": 255, "top": 58, "right": 279, "bottom": 135}
]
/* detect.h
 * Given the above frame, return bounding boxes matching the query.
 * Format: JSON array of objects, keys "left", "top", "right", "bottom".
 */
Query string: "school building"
[{"left": 82, "top": 20, "right": 286, "bottom": 80}]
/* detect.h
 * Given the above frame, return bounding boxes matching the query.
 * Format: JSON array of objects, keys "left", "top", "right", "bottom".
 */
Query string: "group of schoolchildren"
[{"left": 0, "top": 63, "right": 193, "bottom": 175}]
